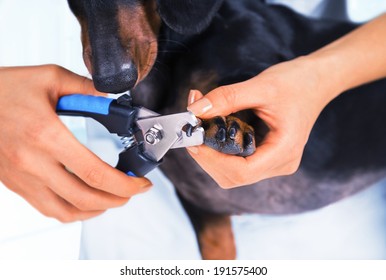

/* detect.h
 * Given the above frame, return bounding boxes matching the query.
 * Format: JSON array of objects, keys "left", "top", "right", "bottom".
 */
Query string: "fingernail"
[
  {"left": 139, "top": 183, "right": 152, "bottom": 193},
  {"left": 187, "top": 97, "right": 212, "bottom": 116},
  {"left": 187, "top": 146, "right": 199, "bottom": 155},
  {"left": 188, "top": 90, "right": 197, "bottom": 106}
]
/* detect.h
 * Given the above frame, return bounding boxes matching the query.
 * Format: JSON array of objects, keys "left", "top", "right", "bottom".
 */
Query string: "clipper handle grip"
[
  {"left": 56, "top": 94, "right": 138, "bottom": 135},
  {"left": 56, "top": 94, "right": 159, "bottom": 176},
  {"left": 116, "top": 144, "right": 161, "bottom": 177}
]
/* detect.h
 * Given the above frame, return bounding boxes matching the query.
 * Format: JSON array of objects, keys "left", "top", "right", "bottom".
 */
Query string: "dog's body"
[{"left": 68, "top": 0, "right": 386, "bottom": 258}]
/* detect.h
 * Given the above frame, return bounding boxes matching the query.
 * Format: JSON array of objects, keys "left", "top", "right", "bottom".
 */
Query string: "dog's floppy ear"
[{"left": 157, "top": 0, "right": 224, "bottom": 35}]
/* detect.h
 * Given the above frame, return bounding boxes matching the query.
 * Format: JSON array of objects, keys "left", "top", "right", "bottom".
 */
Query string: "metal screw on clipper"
[{"left": 144, "top": 125, "right": 163, "bottom": 145}]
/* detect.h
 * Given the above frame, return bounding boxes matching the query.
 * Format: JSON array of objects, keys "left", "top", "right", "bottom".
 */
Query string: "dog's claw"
[
  {"left": 244, "top": 132, "right": 253, "bottom": 147},
  {"left": 229, "top": 127, "right": 237, "bottom": 140},
  {"left": 203, "top": 116, "right": 256, "bottom": 156},
  {"left": 216, "top": 127, "right": 227, "bottom": 142}
]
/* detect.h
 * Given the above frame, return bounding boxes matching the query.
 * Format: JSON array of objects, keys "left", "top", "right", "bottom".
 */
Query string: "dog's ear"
[{"left": 157, "top": 0, "right": 224, "bottom": 35}]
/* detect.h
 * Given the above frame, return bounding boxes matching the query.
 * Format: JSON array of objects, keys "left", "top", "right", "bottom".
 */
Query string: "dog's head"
[{"left": 68, "top": 0, "right": 224, "bottom": 93}]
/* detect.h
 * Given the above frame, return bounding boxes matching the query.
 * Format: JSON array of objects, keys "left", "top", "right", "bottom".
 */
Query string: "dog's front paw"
[{"left": 202, "top": 116, "right": 256, "bottom": 156}]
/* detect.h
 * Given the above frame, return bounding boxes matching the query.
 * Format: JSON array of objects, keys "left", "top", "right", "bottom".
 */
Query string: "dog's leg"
[
  {"left": 196, "top": 213, "right": 236, "bottom": 260},
  {"left": 178, "top": 193, "right": 236, "bottom": 260}
]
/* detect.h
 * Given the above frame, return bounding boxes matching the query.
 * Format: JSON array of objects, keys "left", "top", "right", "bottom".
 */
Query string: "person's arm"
[
  {"left": 186, "top": 13, "right": 386, "bottom": 189},
  {"left": 0, "top": 65, "right": 152, "bottom": 222},
  {"left": 311, "top": 13, "right": 386, "bottom": 95}
]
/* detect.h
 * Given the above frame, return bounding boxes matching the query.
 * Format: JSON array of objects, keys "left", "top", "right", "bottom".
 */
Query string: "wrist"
[
  {"left": 302, "top": 13, "right": 386, "bottom": 100},
  {"left": 293, "top": 54, "right": 346, "bottom": 109},
  {"left": 294, "top": 54, "right": 345, "bottom": 106}
]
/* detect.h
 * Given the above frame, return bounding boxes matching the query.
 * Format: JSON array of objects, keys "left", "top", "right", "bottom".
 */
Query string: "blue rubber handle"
[
  {"left": 56, "top": 94, "right": 160, "bottom": 177},
  {"left": 56, "top": 94, "right": 113, "bottom": 115}
]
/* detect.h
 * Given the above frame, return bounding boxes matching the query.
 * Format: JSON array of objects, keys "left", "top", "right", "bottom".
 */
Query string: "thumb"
[
  {"left": 187, "top": 89, "right": 204, "bottom": 106},
  {"left": 45, "top": 65, "right": 105, "bottom": 97},
  {"left": 187, "top": 79, "right": 261, "bottom": 118}
]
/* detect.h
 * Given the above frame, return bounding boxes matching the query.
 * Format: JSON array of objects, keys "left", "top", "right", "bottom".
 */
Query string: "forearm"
[{"left": 305, "top": 13, "right": 386, "bottom": 102}]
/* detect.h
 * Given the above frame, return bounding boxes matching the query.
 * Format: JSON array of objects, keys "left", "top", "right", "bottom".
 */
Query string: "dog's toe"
[
  {"left": 203, "top": 116, "right": 256, "bottom": 156},
  {"left": 240, "top": 128, "right": 256, "bottom": 157}
]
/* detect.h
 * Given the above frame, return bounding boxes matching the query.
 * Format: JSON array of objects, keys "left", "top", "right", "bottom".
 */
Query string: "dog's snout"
[
  {"left": 85, "top": 19, "right": 139, "bottom": 93},
  {"left": 93, "top": 63, "right": 138, "bottom": 93},
  {"left": 76, "top": 0, "right": 161, "bottom": 94}
]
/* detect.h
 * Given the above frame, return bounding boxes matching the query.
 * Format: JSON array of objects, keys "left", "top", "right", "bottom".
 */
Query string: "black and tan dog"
[{"left": 67, "top": 0, "right": 386, "bottom": 259}]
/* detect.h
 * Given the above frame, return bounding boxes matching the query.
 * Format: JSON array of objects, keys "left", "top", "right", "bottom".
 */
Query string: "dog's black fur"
[{"left": 68, "top": 0, "right": 386, "bottom": 258}]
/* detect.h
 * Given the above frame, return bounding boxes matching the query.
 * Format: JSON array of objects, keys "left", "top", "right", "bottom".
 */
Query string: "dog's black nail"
[
  {"left": 244, "top": 133, "right": 254, "bottom": 147},
  {"left": 229, "top": 127, "right": 237, "bottom": 139},
  {"left": 216, "top": 127, "right": 227, "bottom": 142}
]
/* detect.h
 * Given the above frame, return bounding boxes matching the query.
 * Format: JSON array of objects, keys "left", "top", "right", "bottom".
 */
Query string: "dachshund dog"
[{"left": 67, "top": 0, "right": 386, "bottom": 259}]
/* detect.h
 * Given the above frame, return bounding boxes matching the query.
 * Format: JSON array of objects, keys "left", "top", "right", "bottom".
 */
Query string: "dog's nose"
[
  {"left": 92, "top": 63, "right": 138, "bottom": 93},
  {"left": 85, "top": 14, "right": 140, "bottom": 93}
]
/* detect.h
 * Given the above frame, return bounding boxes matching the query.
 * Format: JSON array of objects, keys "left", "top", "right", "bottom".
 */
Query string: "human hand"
[
  {"left": 0, "top": 65, "right": 151, "bottom": 222},
  {"left": 186, "top": 57, "right": 340, "bottom": 188}
]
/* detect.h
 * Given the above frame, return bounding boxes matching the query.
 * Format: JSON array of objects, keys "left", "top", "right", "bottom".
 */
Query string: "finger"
[
  {"left": 187, "top": 145, "right": 250, "bottom": 188},
  {"left": 29, "top": 187, "right": 105, "bottom": 222},
  {"left": 187, "top": 77, "right": 269, "bottom": 118},
  {"left": 44, "top": 161, "right": 131, "bottom": 211},
  {"left": 42, "top": 120, "right": 152, "bottom": 197},
  {"left": 187, "top": 132, "right": 290, "bottom": 188},
  {"left": 38, "top": 65, "right": 105, "bottom": 97},
  {"left": 8, "top": 148, "right": 132, "bottom": 210},
  {"left": 187, "top": 89, "right": 204, "bottom": 106},
  {"left": 6, "top": 174, "right": 104, "bottom": 222}
]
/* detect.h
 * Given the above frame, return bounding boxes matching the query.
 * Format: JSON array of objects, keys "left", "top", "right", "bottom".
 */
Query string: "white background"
[
  {"left": 0, "top": 0, "right": 87, "bottom": 259},
  {"left": 1, "top": 0, "right": 386, "bottom": 261}
]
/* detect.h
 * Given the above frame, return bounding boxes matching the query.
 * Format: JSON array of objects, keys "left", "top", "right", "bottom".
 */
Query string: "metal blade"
[{"left": 136, "top": 111, "right": 204, "bottom": 161}]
